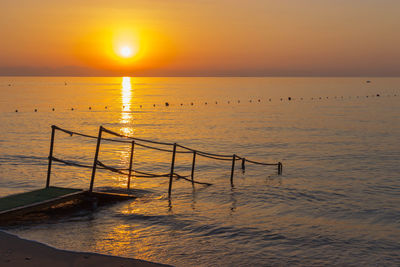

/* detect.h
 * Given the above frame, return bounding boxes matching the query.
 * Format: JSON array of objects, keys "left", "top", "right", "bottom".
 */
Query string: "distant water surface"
[{"left": 0, "top": 77, "right": 399, "bottom": 266}]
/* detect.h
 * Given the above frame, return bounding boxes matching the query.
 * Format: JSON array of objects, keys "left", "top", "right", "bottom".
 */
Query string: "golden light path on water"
[
  {"left": 112, "top": 77, "right": 134, "bottom": 188},
  {"left": 121, "top": 77, "right": 133, "bottom": 136}
]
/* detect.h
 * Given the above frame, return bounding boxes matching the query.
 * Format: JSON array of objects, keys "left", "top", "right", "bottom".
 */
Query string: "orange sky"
[{"left": 1, "top": 0, "right": 399, "bottom": 76}]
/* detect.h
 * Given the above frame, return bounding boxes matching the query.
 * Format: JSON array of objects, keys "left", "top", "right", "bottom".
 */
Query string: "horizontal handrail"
[{"left": 53, "top": 125, "right": 279, "bottom": 166}]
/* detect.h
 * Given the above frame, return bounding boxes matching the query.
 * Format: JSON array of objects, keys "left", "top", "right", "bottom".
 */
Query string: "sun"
[{"left": 119, "top": 46, "right": 134, "bottom": 58}]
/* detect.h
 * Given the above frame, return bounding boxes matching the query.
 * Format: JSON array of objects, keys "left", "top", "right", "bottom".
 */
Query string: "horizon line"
[{"left": 1, "top": 74, "right": 400, "bottom": 78}]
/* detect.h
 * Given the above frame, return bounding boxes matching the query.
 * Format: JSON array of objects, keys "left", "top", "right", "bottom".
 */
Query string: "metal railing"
[{"left": 46, "top": 125, "right": 282, "bottom": 197}]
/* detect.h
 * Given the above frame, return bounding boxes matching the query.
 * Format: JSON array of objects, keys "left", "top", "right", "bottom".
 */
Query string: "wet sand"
[{"left": 0, "top": 231, "right": 170, "bottom": 267}]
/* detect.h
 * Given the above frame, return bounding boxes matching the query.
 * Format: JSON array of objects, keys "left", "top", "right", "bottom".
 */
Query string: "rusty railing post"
[
  {"left": 89, "top": 126, "right": 103, "bottom": 193},
  {"left": 46, "top": 125, "right": 56, "bottom": 188},
  {"left": 278, "top": 162, "right": 282, "bottom": 175},
  {"left": 168, "top": 143, "right": 177, "bottom": 198},
  {"left": 191, "top": 151, "right": 197, "bottom": 185},
  {"left": 127, "top": 140, "right": 135, "bottom": 190},
  {"left": 230, "top": 154, "right": 236, "bottom": 187}
]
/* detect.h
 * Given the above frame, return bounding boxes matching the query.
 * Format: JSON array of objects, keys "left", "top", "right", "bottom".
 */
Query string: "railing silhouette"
[{"left": 46, "top": 125, "right": 282, "bottom": 197}]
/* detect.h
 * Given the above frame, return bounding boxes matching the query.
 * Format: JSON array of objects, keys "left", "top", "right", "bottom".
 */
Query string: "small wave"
[{"left": 0, "top": 155, "right": 47, "bottom": 166}]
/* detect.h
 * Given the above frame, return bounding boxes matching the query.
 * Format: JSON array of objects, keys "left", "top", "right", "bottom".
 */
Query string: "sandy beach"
[{"left": 0, "top": 231, "right": 169, "bottom": 267}]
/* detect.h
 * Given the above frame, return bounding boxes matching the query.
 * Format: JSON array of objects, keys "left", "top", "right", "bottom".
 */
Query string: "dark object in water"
[
  {"left": 288, "top": 97, "right": 291, "bottom": 101},
  {"left": 376, "top": 94, "right": 380, "bottom": 97},
  {"left": 52, "top": 108, "right": 55, "bottom": 111},
  {"left": 190, "top": 102, "right": 194, "bottom": 105},
  {"left": 89, "top": 107, "right": 91, "bottom": 110},
  {"left": 165, "top": 102, "right": 169, "bottom": 107},
  {"left": 366, "top": 80, "right": 371, "bottom": 83},
  {"left": 34, "top": 109, "right": 37, "bottom": 112},
  {"left": 105, "top": 106, "right": 108, "bottom": 109},
  {"left": 15, "top": 110, "right": 18, "bottom": 112}
]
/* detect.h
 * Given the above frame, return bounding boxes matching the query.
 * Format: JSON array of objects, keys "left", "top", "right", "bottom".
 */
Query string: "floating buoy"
[
  {"left": 165, "top": 102, "right": 169, "bottom": 107},
  {"left": 288, "top": 97, "right": 291, "bottom": 101}
]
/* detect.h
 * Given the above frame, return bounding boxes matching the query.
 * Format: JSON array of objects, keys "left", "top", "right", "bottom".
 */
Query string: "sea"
[{"left": 0, "top": 77, "right": 399, "bottom": 266}]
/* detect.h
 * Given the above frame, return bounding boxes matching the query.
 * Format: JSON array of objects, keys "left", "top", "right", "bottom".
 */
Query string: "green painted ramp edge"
[{"left": 0, "top": 187, "right": 82, "bottom": 212}]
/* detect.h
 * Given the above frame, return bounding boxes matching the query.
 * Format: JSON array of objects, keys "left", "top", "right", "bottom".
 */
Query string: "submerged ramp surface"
[
  {"left": 0, "top": 187, "right": 83, "bottom": 212},
  {"left": 0, "top": 187, "right": 84, "bottom": 222}
]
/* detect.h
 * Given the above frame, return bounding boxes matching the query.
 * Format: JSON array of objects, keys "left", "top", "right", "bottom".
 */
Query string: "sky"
[{"left": 0, "top": 0, "right": 399, "bottom": 76}]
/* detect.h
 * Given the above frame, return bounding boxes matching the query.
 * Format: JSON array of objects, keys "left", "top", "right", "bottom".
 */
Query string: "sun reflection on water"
[{"left": 121, "top": 77, "right": 134, "bottom": 136}]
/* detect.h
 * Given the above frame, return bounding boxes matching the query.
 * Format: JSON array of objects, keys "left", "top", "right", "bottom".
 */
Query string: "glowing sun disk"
[{"left": 120, "top": 46, "right": 133, "bottom": 58}]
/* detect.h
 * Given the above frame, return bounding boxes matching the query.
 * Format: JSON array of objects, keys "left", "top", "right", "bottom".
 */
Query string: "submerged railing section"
[{"left": 46, "top": 125, "right": 283, "bottom": 197}]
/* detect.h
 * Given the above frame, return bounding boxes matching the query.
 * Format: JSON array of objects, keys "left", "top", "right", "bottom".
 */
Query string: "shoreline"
[{"left": 0, "top": 230, "right": 170, "bottom": 267}]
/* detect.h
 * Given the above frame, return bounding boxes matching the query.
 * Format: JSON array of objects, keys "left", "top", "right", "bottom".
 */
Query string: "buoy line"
[{"left": 10, "top": 93, "right": 398, "bottom": 112}]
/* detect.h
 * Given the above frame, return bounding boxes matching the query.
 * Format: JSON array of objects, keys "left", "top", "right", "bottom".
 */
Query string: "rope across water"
[{"left": 47, "top": 125, "right": 282, "bottom": 195}]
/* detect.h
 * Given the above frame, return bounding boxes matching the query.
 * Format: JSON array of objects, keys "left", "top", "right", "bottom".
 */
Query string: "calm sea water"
[{"left": 0, "top": 77, "right": 399, "bottom": 266}]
